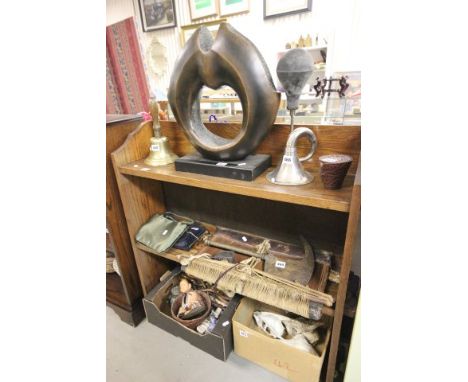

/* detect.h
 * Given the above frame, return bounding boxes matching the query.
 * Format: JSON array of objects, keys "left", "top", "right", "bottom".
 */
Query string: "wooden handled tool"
[{"left": 204, "top": 233, "right": 315, "bottom": 285}]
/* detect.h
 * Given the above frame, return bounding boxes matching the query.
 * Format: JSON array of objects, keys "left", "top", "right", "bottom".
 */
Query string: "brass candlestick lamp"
[{"left": 144, "top": 98, "right": 178, "bottom": 166}]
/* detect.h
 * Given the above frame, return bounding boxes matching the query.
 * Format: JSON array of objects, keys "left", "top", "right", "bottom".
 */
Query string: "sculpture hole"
[
  {"left": 199, "top": 26, "right": 214, "bottom": 53},
  {"left": 199, "top": 85, "right": 243, "bottom": 139}
]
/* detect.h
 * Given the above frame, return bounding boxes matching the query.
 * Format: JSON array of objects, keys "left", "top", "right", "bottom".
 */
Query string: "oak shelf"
[
  {"left": 111, "top": 120, "right": 360, "bottom": 382},
  {"left": 119, "top": 160, "right": 353, "bottom": 212}
]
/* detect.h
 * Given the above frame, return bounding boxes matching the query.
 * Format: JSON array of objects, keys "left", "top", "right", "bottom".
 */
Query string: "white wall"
[
  {"left": 329, "top": 0, "right": 362, "bottom": 72},
  {"left": 106, "top": 0, "right": 361, "bottom": 95},
  {"left": 106, "top": 0, "right": 135, "bottom": 25}
]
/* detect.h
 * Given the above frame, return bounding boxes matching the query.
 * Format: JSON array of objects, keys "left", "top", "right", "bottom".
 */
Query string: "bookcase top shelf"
[{"left": 119, "top": 159, "right": 353, "bottom": 212}]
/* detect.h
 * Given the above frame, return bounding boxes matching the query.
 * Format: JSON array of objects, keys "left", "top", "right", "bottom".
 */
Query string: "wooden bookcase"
[
  {"left": 112, "top": 120, "right": 360, "bottom": 381},
  {"left": 106, "top": 115, "right": 146, "bottom": 326}
]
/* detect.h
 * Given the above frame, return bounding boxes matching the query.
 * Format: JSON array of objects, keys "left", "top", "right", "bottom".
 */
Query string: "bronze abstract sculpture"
[{"left": 168, "top": 23, "right": 280, "bottom": 161}]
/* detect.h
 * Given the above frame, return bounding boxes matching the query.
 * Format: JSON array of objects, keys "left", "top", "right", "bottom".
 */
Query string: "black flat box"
[
  {"left": 143, "top": 267, "right": 241, "bottom": 361},
  {"left": 175, "top": 153, "right": 271, "bottom": 181}
]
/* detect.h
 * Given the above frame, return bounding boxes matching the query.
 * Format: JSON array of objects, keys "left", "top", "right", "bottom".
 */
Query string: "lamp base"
[
  {"left": 266, "top": 167, "right": 314, "bottom": 185},
  {"left": 266, "top": 154, "right": 314, "bottom": 186}
]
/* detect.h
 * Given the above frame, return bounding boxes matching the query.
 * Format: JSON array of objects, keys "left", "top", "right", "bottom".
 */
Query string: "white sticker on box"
[
  {"left": 239, "top": 330, "right": 249, "bottom": 338},
  {"left": 275, "top": 260, "right": 286, "bottom": 269},
  {"left": 216, "top": 162, "right": 228, "bottom": 166},
  {"left": 222, "top": 321, "right": 230, "bottom": 327},
  {"left": 151, "top": 144, "right": 160, "bottom": 151},
  {"left": 242, "top": 236, "right": 248, "bottom": 242}
]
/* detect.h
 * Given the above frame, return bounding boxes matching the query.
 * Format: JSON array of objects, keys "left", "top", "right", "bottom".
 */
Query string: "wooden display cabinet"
[
  {"left": 112, "top": 119, "right": 360, "bottom": 381},
  {"left": 106, "top": 114, "right": 145, "bottom": 326}
]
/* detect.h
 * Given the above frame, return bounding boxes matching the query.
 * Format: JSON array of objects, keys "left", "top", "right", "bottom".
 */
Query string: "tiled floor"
[{"left": 106, "top": 307, "right": 286, "bottom": 382}]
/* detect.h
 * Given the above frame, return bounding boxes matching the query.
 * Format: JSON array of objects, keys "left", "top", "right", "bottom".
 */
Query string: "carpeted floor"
[{"left": 106, "top": 307, "right": 286, "bottom": 382}]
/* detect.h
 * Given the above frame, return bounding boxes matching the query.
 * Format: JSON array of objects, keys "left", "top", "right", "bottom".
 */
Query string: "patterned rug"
[{"left": 106, "top": 17, "right": 150, "bottom": 114}]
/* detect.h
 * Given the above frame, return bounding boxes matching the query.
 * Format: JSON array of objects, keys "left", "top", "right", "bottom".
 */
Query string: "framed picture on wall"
[
  {"left": 189, "top": 0, "right": 218, "bottom": 21},
  {"left": 138, "top": 0, "right": 177, "bottom": 32},
  {"left": 219, "top": 0, "right": 249, "bottom": 17},
  {"left": 263, "top": 0, "right": 312, "bottom": 19},
  {"left": 180, "top": 18, "right": 226, "bottom": 46}
]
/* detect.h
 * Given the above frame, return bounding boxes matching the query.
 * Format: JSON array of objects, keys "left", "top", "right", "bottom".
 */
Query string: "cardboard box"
[
  {"left": 232, "top": 298, "right": 330, "bottom": 382},
  {"left": 143, "top": 266, "right": 241, "bottom": 361}
]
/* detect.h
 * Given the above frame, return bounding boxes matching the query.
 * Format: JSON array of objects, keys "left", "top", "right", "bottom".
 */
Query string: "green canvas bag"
[{"left": 135, "top": 213, "right": 192, "bottom": 254}]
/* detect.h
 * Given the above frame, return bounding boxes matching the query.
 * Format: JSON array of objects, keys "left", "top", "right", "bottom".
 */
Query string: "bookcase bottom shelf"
[
  {"left": 135, "top": 242, "right": 358, "bottom": 319},
  {"left": 135, "top": 241, "right": 348, "bottom": 318}
]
